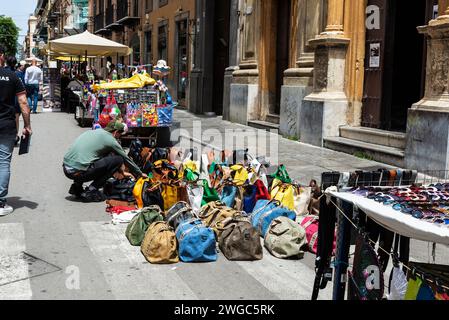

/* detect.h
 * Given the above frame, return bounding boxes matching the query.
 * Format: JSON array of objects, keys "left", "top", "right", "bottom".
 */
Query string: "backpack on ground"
[
  {"left": 218, "top": 214, "right": 262, "bottom": 261},
  {"left": 175, "top": 219, "right": 217, "bottom": 262},
  {"left": 125, "top": 206, "right": 164, "bottom": 246},
  {"left": 264, "top": 216, "right": 306, "bottom": 259},
  {"left": 141, "top": 221, "right": 179, "bottom": 264}
]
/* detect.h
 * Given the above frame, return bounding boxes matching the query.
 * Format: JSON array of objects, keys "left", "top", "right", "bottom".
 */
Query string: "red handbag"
[{"left": 255, "top": 179, "right": 270, "bottom": 201}]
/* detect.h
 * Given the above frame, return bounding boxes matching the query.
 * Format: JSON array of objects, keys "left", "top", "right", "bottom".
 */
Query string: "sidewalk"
[{"left": 174, "top": 109, "right": 393, "bottom": 185}]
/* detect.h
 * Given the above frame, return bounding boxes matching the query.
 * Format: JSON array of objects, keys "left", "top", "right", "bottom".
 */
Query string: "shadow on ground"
[{"left": 7, "top": 197, "right": 39, "bottom": 210}]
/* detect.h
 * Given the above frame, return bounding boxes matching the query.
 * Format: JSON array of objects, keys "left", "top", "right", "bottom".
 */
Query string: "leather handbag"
[
  {"left": 220, "top": 185, "right": 238, "bottom": 208},
  {"left": 128, "top": 139, "right": 143, "bottom": 166},
  {"left": 243, "top": 184, "right": 258, "bottom": 213},
  {"left": 175, "top": 219, "right": 217, "bottom": 262},
  {"left": 218, "top": 214, "right": 263, "bottom": 261},
  {"left": 264, "top": 216, "right": 306, "bottom": 259},
  {"left": 141, "top": 221, "right": 179, "bottom": 264},
  {"left": 250, "top": 199, "right": 296, "bottom": 238},
  {"left": 198, "top": 201, "right": 238, "bottom": 238},
  {"left": 161, "top": 184, "right": 183, "bottom": 211},
  {"left": 125, "top": 206, "right": 164, "bottom": 246},
  {"left": 165, "top": 201, "right": 197, "bottom": 231},
  {"left": 133, "top": 177, "right": 150, "bottom": 209},
  {"left": 271, "top": 181, "right": 295, "bottom": 211},
  {"left": 201, "top": 179, "right": 220, "bottom": 206},
  {"left": 104, "top": 178, "right": 136, "bottom": 202}
]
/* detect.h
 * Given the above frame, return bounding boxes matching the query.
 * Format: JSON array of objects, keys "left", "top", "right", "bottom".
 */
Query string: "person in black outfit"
[{"left": 0, "top": 47, "right": 32, "bottom": 216}]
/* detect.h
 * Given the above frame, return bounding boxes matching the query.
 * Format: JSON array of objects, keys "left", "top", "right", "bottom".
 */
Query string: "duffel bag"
[
  {"left": 165, "top": 201, "right": 197, "bottom": 230},
  {"left": 218, "top": 214, "right": 262, "bottom": 261},
  {"left": 264, "top": 216, "right": 306, "bottom": 259},
  {"left": 125, "top": 206, "right": 164, "bottom": 246},
  {"left": 251, "top": 199, "right": 296, "bottom": 238},
  {"left": 141, "top": 221, "right": 179, "bottom": 264},
  {"left": 176, "top": 219, "right": 217, "bottom": 262},
  {"left": 299, "top": 215, "right": 336, "bottom": 254},
  {"left": 198, "top": 201, "right": 238, "bottom": 238}
]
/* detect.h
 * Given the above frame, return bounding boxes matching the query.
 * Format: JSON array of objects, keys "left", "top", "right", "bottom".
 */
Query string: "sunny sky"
[{"left": 1, "top": 0, "right": 38, "bottom": 45}]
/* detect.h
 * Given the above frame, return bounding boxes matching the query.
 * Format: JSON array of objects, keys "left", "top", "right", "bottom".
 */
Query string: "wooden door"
[{"left": 361, "top": 0, "right": 391, "bottom": 129}]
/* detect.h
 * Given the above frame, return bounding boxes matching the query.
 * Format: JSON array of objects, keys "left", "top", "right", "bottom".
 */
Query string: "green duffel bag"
[
  {"left": 264, "top": 216, "right": 307, "bottom": 259},
  {"left": 125, "top": 206, "right": 164, "bottom": 246}
]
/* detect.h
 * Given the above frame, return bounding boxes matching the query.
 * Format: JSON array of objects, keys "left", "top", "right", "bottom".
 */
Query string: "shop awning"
[
  {"left": 92, "top": 73, "right": 156, "bottom": 91},
  {"left": 48, "top": 30, "right": 131, "bottom": 57}
]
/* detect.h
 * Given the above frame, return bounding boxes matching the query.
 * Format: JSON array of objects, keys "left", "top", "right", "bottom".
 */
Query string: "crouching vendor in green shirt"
[{"left": 63, "top": 120, "right": 146, "bottom": 202}]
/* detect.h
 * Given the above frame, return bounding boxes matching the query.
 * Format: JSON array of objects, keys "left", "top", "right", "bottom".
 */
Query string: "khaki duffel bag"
[
  {"left": 264, "top": 216, "right": 306, "bottom": 259},
  {"left": 198, "top": 201, "right": 239, "bottom": 238},
  {"left": 141, "top": 221, "right": 179, "bottom": 264}
]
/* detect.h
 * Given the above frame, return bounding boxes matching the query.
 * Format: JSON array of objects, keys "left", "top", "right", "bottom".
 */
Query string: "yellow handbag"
[
  {"left": 270, "top": 179, "right": 295, "bottom": 210},
  {"left": 231, "top": 164, "right": 249, "bottom": 186},
  {"left": 161, "top": 184, "right": 184, "bottom": 211},
  {"left": 133, "top": 177, "right": 150, "bottom": 209}
]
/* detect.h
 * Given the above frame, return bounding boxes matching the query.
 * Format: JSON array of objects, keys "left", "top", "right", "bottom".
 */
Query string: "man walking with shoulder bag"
[{"left": 0, "top": 46, "right": 33, "bottom": 216}]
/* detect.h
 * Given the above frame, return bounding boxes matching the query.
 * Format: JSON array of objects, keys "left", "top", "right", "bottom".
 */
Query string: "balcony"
[
  {"left": 105, "top": 4, "right": 123, "bottom": 31},
  {"left": 116, "top": 0, "right": 140, "bottom": 26},
  {"left": 94, "top": 13, "right": 109, "bottom": 34}
]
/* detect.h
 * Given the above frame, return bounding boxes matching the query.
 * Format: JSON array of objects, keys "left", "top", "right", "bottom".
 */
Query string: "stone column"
[
  {"left": 279, "top": 0, "right": 324, "bottom": 139},
  {"left": 223, "top": 0, "right": 241, "bottom": 121},
  {"left": 229, "top": 0, "right": 260, "bottom": 125},
  {"left": 299, "top": 0, "right": 350, "bottom": 147},
  {"left": 405, "top": 3, "right": 449, "bottom": 174},
  {"left": 323, "top": 0, "right": 345, "bottom": 35}
]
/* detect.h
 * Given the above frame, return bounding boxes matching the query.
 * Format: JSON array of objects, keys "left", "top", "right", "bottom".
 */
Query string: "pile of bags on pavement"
[{"left": 103, "top": 140, "right": 325, "bottom": 264}]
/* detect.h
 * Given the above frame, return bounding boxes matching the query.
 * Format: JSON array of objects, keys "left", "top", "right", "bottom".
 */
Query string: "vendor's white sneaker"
[{"left": 0, "top": 203, "right": 14, "bottom": 216}]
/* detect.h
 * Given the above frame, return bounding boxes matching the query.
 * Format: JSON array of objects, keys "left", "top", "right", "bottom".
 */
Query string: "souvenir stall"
[
  {"left": 47, "top": 30, "right": 131, "bottom": 120},
  {"left": 310, "top": 170, "right": 449, "bottom": 301},
  {"left": 90, "top": 61, "right": 177, "bottom": 147}
]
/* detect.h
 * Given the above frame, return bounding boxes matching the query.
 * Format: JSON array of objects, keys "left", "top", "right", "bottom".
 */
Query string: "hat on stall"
[{"left": 104, "top": 120, "right": 127, "bottom": 134}]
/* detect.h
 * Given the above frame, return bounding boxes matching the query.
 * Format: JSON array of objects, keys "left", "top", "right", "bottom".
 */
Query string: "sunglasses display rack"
[{"left": 312, "top": 168, "right": 449, "bottom": 301}]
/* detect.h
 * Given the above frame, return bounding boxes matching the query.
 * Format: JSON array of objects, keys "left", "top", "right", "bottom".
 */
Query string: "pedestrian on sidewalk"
[
  {"left": 63, "top": 120, "right": 147, "bottom": 203},
  {"left": 0, "top": 46, "right": 33, "bottom": 216},
  {"left": 24, "top": 57, "right": 42, "bottom": 114}
]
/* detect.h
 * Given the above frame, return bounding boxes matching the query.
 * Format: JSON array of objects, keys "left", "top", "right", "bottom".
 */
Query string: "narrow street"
[
  {"left": 1, "top": 109, "right": 447, "bottom": 300},
  {"left": 0, "top": 109, "right": 331, "bottom": 300}
]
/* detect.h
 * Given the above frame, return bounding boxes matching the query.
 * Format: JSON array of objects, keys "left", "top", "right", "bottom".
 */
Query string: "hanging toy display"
[
  {"left": 125, "top": 102, "right": 141, "bottom": 128},
  {"left": 142, "top": 103, "right": 158, "bottom": 127}
]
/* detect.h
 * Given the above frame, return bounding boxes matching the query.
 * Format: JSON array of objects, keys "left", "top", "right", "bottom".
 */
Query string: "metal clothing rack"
[{"left": 315, "top": 168, "right": 449, "bottom": 300}]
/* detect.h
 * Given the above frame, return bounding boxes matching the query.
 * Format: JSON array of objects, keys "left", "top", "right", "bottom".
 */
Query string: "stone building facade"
[
  {"left": 89, "top": 0, "right": 195, "bottom": 107},
  {"left": 220, "top": 0, "right": 449, "bottom": 172}
]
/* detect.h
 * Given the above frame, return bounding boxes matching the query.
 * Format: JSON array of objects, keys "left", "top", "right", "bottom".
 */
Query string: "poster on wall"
[{"left": 369, "top": 43, "right": 380, "bottom": 68}]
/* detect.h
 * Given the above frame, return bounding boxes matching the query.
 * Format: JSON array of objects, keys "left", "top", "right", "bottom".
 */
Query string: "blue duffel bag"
[
  {"left": 176, "top": 219, "right": 217, "bottom": 262},
  {"left": 250, "top": 200, "right": 296, "bottom": 238}
]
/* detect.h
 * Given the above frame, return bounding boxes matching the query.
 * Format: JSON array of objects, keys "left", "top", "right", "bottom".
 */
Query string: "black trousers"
[{"left": 64, "top": 155, "right": 124, "bottom": 189}]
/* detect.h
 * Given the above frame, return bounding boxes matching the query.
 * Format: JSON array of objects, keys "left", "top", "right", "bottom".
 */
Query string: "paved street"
[{"left": 0, "top": 108, "right": 447, "bottom": 300}]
